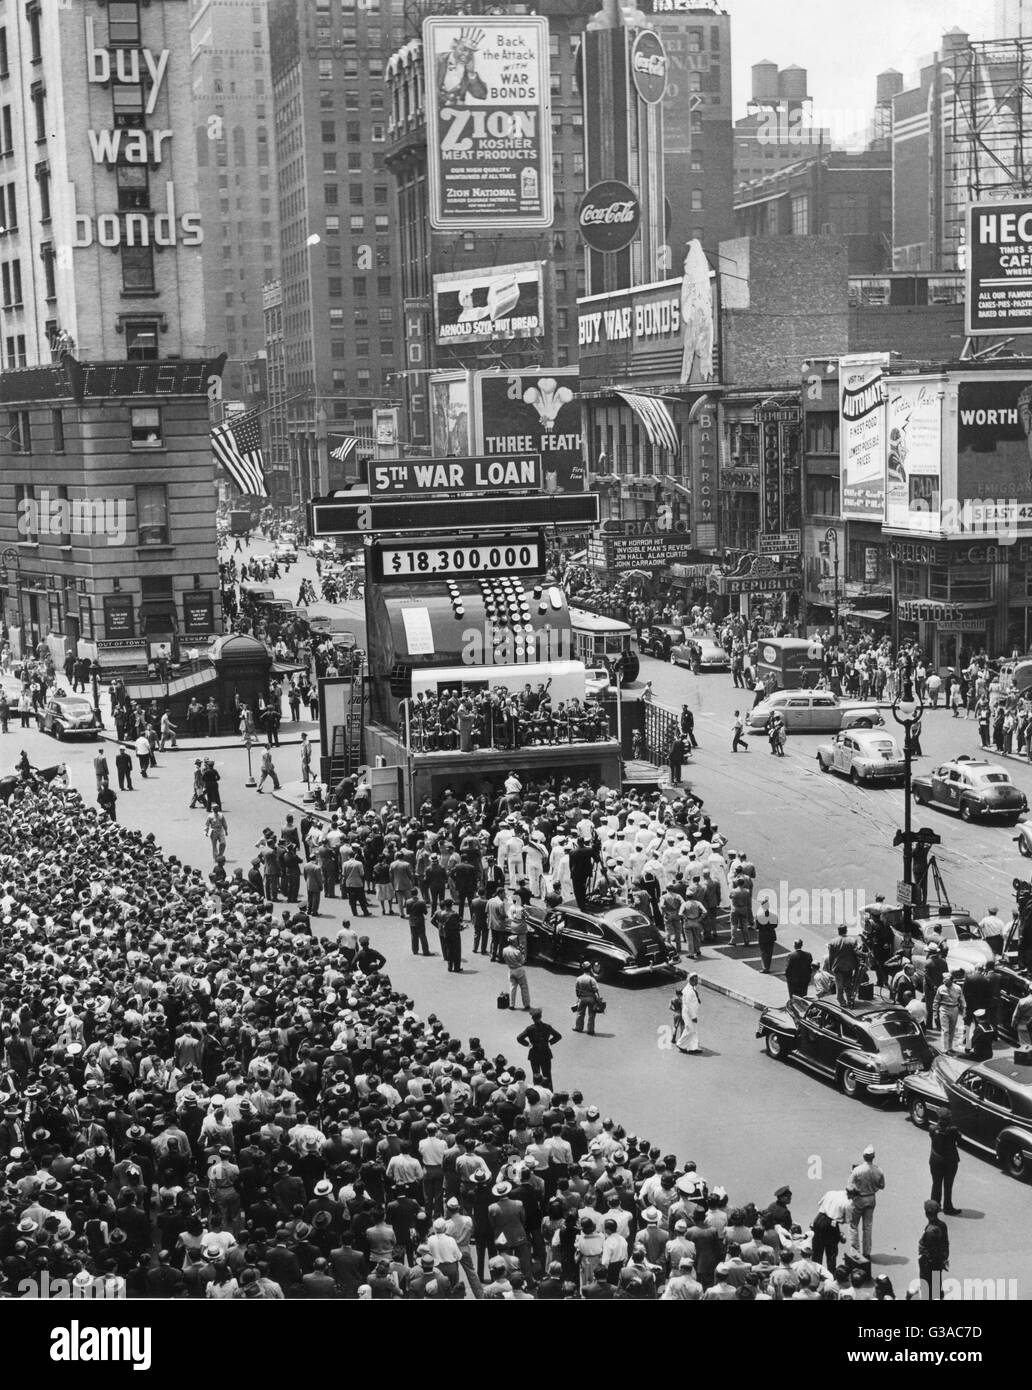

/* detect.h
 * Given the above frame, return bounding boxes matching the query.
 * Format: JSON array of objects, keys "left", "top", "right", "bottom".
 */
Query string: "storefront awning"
[
  {"left": 842, "top": 607, "right": 891, "bottom": 621},
  {"left": 615, "top": 390, "right": 680, "bottom": 454}
]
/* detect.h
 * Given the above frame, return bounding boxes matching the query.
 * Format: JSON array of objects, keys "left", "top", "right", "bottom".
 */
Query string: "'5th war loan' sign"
[{"left": 369, "top": 454, "right": 541, "bottom": 496}]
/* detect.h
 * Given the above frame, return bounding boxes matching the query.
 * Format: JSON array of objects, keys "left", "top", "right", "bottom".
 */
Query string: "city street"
[{"left": 10, "top": 618, "right": 1029, "bottom": 1297}]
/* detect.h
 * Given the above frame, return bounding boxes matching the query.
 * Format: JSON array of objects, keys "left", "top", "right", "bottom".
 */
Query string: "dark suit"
[
  {"left": 515, "top": 1019, "right": 562, "bottom": 1089},
  {"left": 784, "top": 948, "right": 814, "bottom": 1000}
]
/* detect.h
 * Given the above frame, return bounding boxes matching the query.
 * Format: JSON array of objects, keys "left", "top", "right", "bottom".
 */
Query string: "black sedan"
[
  {"left": 903, "top": 1053, "right": 1032, "bottom": 1180},
  {"left": 524, "top": 902, "right": 684, "bottom": 983},
  {"left": 756, "top": 996, "right": 933, "bottom": 1099}
]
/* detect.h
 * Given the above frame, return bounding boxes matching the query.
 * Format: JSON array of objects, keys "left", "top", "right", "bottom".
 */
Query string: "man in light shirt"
[{"left": 419, "top": 1122, "right": 448, "bottom": 1217}]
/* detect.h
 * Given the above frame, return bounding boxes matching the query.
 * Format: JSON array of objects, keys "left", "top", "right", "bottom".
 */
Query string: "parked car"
[
  {"left": 524, "top": 901, "right": 685, "bottom": 983},
  {"left": 902, "top": 1052, "right": 1032, "bottom": 1178},
  {"left": 756, "top": 996, "right": 933, "bottom": 1099},
  {"left": 38, "top": 695, "right": 97, "bottom": 740},
  {"left": 747, "top": 690, "right": 884, "bottom": 734},
  {"left": 670, "top": 635, "right": 729, "bottom": 672},
  {"left": 816, "top": 729, "right": 905, "bottom": 784},
  {"left": 912, "top": 756, "right": 1028, "bottom": 824}
]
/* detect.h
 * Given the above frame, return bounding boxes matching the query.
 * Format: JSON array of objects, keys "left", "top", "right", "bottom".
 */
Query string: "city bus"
[
  {"left": 752, "top": 636, "right": 825, "bottom": 691},
  {"left": 568, "top": 607, "right": 640, "bottom": 685}
]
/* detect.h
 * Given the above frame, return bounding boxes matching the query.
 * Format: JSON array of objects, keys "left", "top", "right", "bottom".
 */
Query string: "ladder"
[{"left": 328, "top": 670, "right": 365, "bottom": 781}]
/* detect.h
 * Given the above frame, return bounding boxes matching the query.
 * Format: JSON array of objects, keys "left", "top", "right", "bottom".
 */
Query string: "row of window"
[
  {"left": 6, "top": 405, "right": 163, "bottom": 456},
  {"left": 15, "top": 481, "right": 171, "bottom": 549}
]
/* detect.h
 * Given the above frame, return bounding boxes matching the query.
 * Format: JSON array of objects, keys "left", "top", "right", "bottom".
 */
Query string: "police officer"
[
  {"left": 573, "top": 961, "right": 602, "bottom": 1035},
  {"left": 516, "top": 1009, "right": 562, "bottom": 1089}
]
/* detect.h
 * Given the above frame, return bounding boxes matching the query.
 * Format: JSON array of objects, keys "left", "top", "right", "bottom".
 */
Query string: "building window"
[
  {"left": 325, "top": 214, "right": 340, "bottom": 233},
  {"left": 331, "top": 340, "right": 347, "bottom": 359},
  {"left": 690, "top": 190, "right": 703, "bottom": 211},
  {"left": 0, "top": 183, "right": 14, "bottom": 230},
  {"left": 0, "top": 27, "right": 8, "bottom": 78},
  {"left": 790, "top": 194, "right": 809, "bottom": 235},
  {"left": 346, "top": 121, "right": 361, "bottom": 143},
  {"left": 378, "top": 339, "right": 393, "bottom": 356},
  {"left": 349, "top": 184, "right": 364, "bottom": 204},
  {"left": 136, "top": 483, "right": 169, "bottom": 544},
  {"left": 349, "top": 214, "right": 364, "bottom": 231},
  {"left": 355, "top": 340, "right": 369, "bottom": 357},
  {"left": 323, "top": 153, "right": 337, "bottom": 173},
  {"left": 108, "top": 1, "right": 141, "bottom": 45},
  {"left": 51, "top": 409, "right": 64, "bottom": 453},
  {"left": 328, "top": 276, "right": 342, "bottom": 297},
  {"left": 125, "top": 320, "right": 159, "bottom": 361},
  {"left": 6, "top": 333, "right": 25, "bottom": 367},
  {"left": 130, "top": 407, "right": 162, "bottom": 449},
  {"left": 321, "top": 120, "right": 335, "bottom": 142},
  {"left": 377, "top": 275, "right": 391, "bottom": 296},
  {"left": 31, "top": 83, "right": 45, "bottom": 141},
  {"left": 356, "top": 369, "right": 371, "bottom": 389},
  {"left": 27, "top": 3, "right": 41, "bottom": 63},
  {"left": 9, "top": 411, "right": 31, "bottom": 453},
  {"left": 373, "top": 185, "right": 387, "bottom": 205},
  {"left": 1, "top": 258, "right": 21, "bottom": 306},
  {"left": 352, "top": 277, "right": 366, "bottom": 296},
  {"left": 347, "top": 153, "right": 362, "bottom": 171},
  {"left": 1, "top": 106, "right": 11, "bottom": 153},
  {"left": 121, "top": 244, "right": 154, "bottom": 291},
  {"left": 324, "top": 184, "right": 338, "bottom": 205},
  {"left": 691, "top": 155, "right": 703, "bottom": 173},
  {"left": 378, "top": 306, "right": 393, "bottom": 324},
  {"left": 15, "top": 483, "right": 37, "bottom": 540},
  {"left": 318, "top": 59, "right": 333, "bottom": 81},
  {"left": 116, "top": 162, "right": 149, "bottom": 210},
  {"left": 40, "top": 242, "right": 55, "bottom": 299},
  {"left": 374, "top": 214, "right": 389, "bottom": 232},
  {"left": 112, "top": 83, "right": 143, "bottom": 129}
]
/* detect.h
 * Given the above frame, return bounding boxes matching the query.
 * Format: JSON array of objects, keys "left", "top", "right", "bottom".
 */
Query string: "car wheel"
[
  {"left": 960, "top": 803, "right": 974, "bottom": 822},
  {"left": 850, "top": 767, "right": 861, "bottom": 785},
  {"left": 1001, "top": 1145, "right": 1029, "bottom": 1181},
  {"left": 53, "top": 725, "right": 64, "bottom": 740},
  {"left": 838, "top": 1066, "right": 862, "bottom": 1099},
  {"left": 764, "top": 1031, "right": 788, "bottom": 1060},
  {"left": 909, "top": 1096, "right": 930, "bottom": 1129},
  {"left": 1019, "top": 836, "right": 1032, "bottom": 859},
  {"left": 915, "top": 789, "right": 929, "bottom": 806},
  {"left": 817, "top": 756, "right": 829, "bottom": 772}
]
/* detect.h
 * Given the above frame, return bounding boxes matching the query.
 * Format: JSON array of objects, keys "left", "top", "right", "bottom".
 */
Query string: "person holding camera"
[{"left": 573, "top": 962, "right": 603, "bottom": 1035}]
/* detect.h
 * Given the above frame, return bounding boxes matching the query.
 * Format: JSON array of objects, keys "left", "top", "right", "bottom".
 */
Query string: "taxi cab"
[
  {"left": 816, "top": 729, "right": 905, "bottom": 784},
  {"left": 747, "top": 690, "right": 884, "bottom": 734},
  {"left": 903, "top": 1052, "right": 1032, "bottom": 1179},
  {"left": 912, "top": 756, "right": 1027, "bottom": 824}
]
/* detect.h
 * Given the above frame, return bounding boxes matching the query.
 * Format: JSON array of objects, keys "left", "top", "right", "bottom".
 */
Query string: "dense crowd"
[
  {"left": 2, "top": 764, "right": 921, "bottom": 1302},
  {"left": 407, "top": 685, "right": 612, "bottom": 752}
]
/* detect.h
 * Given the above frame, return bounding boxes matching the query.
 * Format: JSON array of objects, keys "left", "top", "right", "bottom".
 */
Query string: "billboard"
[
  {"left": 368, "top": 454, "right": 542, "bottom": 497},
  {"left": 839, "top": 353, "right": 889, "bottom": 520},
  {"left": 432, "top": 261, "right": 544, "bottom": 348},
  {"left": 473, "top": 368, "right": 584, "bottom": 494},
  {"left": 885, "top": 379, "right": 942, "bottom": 533},
  {"left": 966, "top": 201, "right": 1032, "bottom": 337},
  {"left": 956, "top": 377, "right": 1032, "bottom": 531},
  {"left": 429, "top": 372, "right": 471, "bottom": 456},
  {"left": 423, "top": 16, "right": 552, "bottom": 231}
]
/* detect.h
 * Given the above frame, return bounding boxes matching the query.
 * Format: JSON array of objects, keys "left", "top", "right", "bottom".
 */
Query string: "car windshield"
[{"left": 863, "top": 1012, "right": 921, "bottom": 1039}]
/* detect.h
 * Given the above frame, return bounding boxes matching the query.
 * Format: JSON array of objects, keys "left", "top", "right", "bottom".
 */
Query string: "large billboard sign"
[
  {"left": 966, "top": 201, "right": 1032, "bottom": 337},
  {"left": 839, "top": 353, "right": 889, "bottom": 520},
  {"left": 956, "top": 377, "right": 1032, "bottom": 532},
  {"left": 432, "top": 261, "right": 544, "bottom": 347},
  {"left": 423, "top": 16, "right": 552, "bottom": 231},
  {"left": 885, "top": 379, "right": 942, "bottom": 533},
  {"left": 369, "top": 454, "right": 542, "bottom": 497},
  {"left": 473, "top": 368, "right": 584, "bottom": 494}
]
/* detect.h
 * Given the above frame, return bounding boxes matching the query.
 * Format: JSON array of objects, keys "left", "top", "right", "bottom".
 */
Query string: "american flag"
[
  {"left": 328, "top": 434, "right": 357, "bottom": 464},
  {"left": 211, "top": 409, "right": 268, "bottom": 497}
]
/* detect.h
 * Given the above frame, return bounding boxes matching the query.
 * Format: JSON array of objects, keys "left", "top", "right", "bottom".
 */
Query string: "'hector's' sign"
[{"left": 966, "top": 200, "right": 1032, "bottom": 337}]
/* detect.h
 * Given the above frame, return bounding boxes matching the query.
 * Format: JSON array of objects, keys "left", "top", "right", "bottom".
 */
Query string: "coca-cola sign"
[
  {"left": 631, "top": 30, "right": 668, "bottom": 105},
  {"left": 577, "top": 180, "right": 641, "bottom": 254}
]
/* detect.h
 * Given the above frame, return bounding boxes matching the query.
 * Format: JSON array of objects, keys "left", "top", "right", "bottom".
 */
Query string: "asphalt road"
[{"left": 10, "top": 540, "right": 1024, "bottom": 1293}]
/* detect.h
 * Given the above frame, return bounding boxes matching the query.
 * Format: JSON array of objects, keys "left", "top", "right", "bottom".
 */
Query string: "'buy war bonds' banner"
[{"left": 424, "top": 16, "right": 553, "bottom": 231}]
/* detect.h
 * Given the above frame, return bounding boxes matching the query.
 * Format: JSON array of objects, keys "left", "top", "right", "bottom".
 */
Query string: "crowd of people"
[
  {"left": 406, "top": 685, "right": 612, "bottom": 753},
  {"left": 0, "top": 765, "right": 952, "bottom": 1301}
]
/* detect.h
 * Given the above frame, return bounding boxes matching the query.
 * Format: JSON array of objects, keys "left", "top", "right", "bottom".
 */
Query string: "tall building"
[
  {"left": 189, "top": 0, "right": 280, "bottom": 402},
  {"left": 0, "top": 0, "right": 223, "bottom": 665},
  {"left": 733, "top": 62, "right": 831, "bottom": 191},
  {"left": 644, "top": 0, "right": 734, "bottom": 258},
  {"left": 269, "top": 0, "right": 402, "bottom": 499}
]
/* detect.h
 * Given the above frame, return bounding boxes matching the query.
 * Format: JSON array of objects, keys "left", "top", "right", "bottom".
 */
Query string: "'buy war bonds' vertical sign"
[
  {"left": 71, "top": 16, "right": 202, "bottom": 249},
  {"left": 423, "top": 15, "right": 552, "bottom": 231}
]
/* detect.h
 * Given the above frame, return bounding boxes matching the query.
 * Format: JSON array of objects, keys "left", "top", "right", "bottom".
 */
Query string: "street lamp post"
[
  {"left": 821, "top": 527, "right": 840, "bottom": 645},
  {"left": 243, "top": 732, "right": 257, "bottom": 788},
  {"left": 891, "top": 687, "right": 936, "bottom": 932},
  {"left": 89, "top": 659, "right": 104, "bottom": 730},
  {"left": 1, "top": 546, "right": 22, "bottom": 641}
]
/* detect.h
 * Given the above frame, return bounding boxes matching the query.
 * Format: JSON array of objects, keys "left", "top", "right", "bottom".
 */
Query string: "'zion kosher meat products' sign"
[{"left": 423, "top": 16, "right": 552, "bottom": 230}]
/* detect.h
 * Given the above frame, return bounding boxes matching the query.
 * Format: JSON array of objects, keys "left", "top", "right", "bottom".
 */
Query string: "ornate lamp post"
[{"left": 891, "top": 686, "right": 937, "bottom": 930}]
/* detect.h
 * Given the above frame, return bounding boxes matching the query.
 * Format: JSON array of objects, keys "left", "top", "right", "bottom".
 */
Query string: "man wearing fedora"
[{"left": 488, "top": 1177, "right": 534, "bottom": 1287}]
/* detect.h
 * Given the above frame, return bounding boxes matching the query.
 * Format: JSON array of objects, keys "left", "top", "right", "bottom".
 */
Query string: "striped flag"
[
  {"left": 328, "top": 434, "right": 357, "bottom": 464},
  {"left": 211, "top": 409, "right": 268, "bottom": 497},
  {"left": 616, "top": 390, "right": 681, "bottom": 454}
]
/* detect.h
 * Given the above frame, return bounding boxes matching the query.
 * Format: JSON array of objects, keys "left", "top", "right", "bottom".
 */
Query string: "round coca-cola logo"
[
  {"left": 578, "top": 180, "right": 641, "bottom": 254},
  {"left": 631, "top": 30, "right": 668, "bottom": 105}
]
